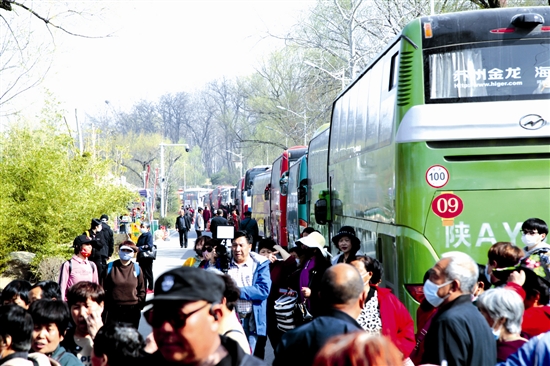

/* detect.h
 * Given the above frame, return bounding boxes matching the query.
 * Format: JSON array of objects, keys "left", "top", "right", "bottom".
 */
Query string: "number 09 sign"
[{"left": 431, "top": 192, "right": 464, "bottom": 226}]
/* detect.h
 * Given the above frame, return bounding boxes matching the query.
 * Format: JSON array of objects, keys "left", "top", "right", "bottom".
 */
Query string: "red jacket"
[
  {"left": 376, "top": 286, "right": 416, "bottom": 358},
  {"left": 522, "top": 305, "right": 550, "bottom": 338}
]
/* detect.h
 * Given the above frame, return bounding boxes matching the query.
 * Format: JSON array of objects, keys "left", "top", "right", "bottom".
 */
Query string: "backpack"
[
  {"left": 107, "top": 261, "right": 140, "bottom": 276},
  {"left": 58, "top": 257, "right": 96, "bottom": 284}
]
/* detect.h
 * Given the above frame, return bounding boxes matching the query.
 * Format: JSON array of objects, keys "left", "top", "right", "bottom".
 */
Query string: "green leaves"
[{"left": 0, "top": 122, "right": 137, "bottom": 268}]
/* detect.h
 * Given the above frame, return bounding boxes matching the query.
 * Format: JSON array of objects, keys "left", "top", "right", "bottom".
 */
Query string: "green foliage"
[{"left": 0, "top": 122, "right": 138, "bottom": 271}]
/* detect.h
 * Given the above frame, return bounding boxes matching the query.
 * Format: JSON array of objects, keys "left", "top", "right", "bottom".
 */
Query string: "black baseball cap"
[
  {"left": 147, "top": 267, "right": 225, "bottom": 305},
  {"left": 73, "top": 234, "right": 94, "bottom": 248}
]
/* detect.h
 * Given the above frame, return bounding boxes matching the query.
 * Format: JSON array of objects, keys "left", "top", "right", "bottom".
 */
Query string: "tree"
[
  {"left": 0, "top": 121, "right": 136, "bottom": 268},
  {"left": 0, "top": 1, "right": 111, "bottom": 116}
]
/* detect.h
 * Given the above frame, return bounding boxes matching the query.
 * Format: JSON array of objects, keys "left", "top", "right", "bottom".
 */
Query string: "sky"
[{"left": 29, "top": 0, "right": 315, "bottom": 122}]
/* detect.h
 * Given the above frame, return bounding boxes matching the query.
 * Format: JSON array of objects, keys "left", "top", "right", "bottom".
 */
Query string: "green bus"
[{"left": 313, "top": 7, "right": 550, "bottom": 314}]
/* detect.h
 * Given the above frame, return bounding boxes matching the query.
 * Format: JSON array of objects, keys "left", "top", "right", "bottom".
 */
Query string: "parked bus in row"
[
  {"left": 251, "top": 169, "right": 272, "bottom": 239},
  {"left": 310, "top": 7, "right": 550, "bottom": 313},
  {"left": 284, "top": 154, "right": 309, "bottom": 245},
  {"left": 242, "top": 165, "right": 271, "bottom": 216},
  {"left": 180, "top": 188, "right": 210, "bottom": 210},
  {"left": 269, "top": 146, "right": 308, "bottom": 248}
]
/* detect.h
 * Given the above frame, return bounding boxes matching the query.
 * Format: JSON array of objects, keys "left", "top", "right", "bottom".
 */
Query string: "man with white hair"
[{"left": 421, "top": 251, "right": 496, "bottom": 366}]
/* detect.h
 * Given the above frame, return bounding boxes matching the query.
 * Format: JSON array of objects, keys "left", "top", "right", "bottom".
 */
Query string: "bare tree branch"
[{"left": 6, "top": 1, "right": 112, "bottom": 38}]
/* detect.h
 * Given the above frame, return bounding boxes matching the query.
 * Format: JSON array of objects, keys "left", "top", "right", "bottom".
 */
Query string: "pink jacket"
[{"left": 58, "top": 255, "right": 99, "bottom": 301}]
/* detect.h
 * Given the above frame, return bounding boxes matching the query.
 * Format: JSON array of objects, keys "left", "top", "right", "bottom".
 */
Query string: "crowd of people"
[{"left": 1, "top": 215, "right": 550, "bottom": 366}]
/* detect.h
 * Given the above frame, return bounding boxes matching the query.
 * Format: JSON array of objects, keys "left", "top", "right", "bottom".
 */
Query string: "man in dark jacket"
[
  {"left": 273, "top": 263, "right": 366, "bottom": 366},
  {"left": 96, "top": 214, "right": 114, "bottom": 277},
  {"left": 421, "top": 251, "right": 496, "bottom": 366},
  {"left": 137, "top": 267, "right": 266, "bottom": 366},
  {"left": 240, "top": 209, "right": 260, "bottom": 252},
  {"left": 175, "top": 209, "right": 192, "bottom": 248},
  {"left": 210, "top": 209, "right": 228, "bottom": 240}
]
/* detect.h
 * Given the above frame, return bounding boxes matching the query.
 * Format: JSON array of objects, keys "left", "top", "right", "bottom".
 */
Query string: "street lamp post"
[
  {"left": 160, "top": 143, "right": 189, "bottom": 218},
  {"left": 277, "top": 105, "right": 307, "bottom": 146},
  {"left": 226, "top": 150, "right": 243, "bottom": 177}
]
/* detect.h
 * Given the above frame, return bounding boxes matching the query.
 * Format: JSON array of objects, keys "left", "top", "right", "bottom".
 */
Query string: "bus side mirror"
[
  {"left": 279, "top": 173, "right": 289, "bottom": 196},
  {"left": 314, "top": 199, "right": 327, "bottom": 225},
  {"left": 298, "top": 179, "right": 307, "bottom": 204},
  {"left": 298, "top": 186, "right": 307, "bottom": 204},
  {"left": 331, "top": 198, "right": 343, "bottom": 216},
  {"left": 264, "top": 185, "right": 271, "bottom": 201}
]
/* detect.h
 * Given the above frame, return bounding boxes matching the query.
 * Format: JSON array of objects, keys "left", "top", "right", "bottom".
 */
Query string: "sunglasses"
[
  {"left": 203, "top": 247, "right": 214, "bottom": 252},
  {"left": 144, "top": 303, "right": 209, "bottom": 329}
]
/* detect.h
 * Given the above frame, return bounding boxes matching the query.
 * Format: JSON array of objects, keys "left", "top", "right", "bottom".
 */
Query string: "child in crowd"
[{"left": 29, "top": 300, "right": 82, "bottom": 366}]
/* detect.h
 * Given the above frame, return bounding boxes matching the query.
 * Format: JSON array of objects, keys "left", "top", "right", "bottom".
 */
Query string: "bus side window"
[
  {"left": 389, "top": 52, "right": 399, "bottom": 91},
  {"left": 367, "top": 63, "right": 382, "bottom": 150}
]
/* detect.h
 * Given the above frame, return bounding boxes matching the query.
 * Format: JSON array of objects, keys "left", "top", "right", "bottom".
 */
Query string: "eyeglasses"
[
  {"left": 145, "top": 303, "right": 209, "bottom": 329},
  {"left": 522, "top": 230, "right": 539, "bottom": 235},
  {"left": 203, "top": 247, "right": 214, "bottom": 252}
]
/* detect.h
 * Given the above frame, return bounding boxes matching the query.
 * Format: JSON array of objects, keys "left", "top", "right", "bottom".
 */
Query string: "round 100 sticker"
[{"left": 426, "top": 165, "right": 449, "bottom": 188}]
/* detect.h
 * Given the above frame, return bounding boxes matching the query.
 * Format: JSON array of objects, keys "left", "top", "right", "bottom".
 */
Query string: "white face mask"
[
  {"left": 140, "top": 228, "right": 148, "bottom": 234},
  {"left": 423, "top": 279, "right": 452, "bottom": 307},
  {"left": 522, "top": 234, "right": 541, "bottom": 249},
  {"left": 492, "top": 323, "right": 502, "bottom": 341},
  {"left": 119, "top": 250, "right": 134, "bottom": 261}
]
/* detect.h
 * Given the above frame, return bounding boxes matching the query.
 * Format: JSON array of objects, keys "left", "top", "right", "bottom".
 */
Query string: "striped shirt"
[{"left": 228, "top": 256, "right": 255, "bottom": 315}]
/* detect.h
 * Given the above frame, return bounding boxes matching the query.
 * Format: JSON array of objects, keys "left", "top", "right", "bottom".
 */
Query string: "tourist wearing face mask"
[
  {"left": 421, "top": 251, "right": 496, "bottom": 366},
  {"left": 477, "top": 287, "right": 527, "bottom": 363},
  {"left": 101, "top": 241, "right": 145, "bottom": 329},
  {"left": 521, "top": 218, "right": 549, "bottom": 267},
  {"left": 58, "top": 234, "right": 99, "bottom": 301},
  {"left": 136, "top": 222, "right": 155, "bottom": 294}
]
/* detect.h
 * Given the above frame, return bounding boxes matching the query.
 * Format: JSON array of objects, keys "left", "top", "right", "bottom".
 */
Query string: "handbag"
[
  {"left": 274, "top": 291, "right": 299, "bottom": 332},
  {"left": 274, "top": 290, "right": 314, "bottom": 332},
  {"left": 138, "top": 244, "right": 157, "bottom": 260}
]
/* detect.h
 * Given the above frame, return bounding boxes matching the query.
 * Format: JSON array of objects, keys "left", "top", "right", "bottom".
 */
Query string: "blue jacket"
[
  {"left": 236, "top": 251, "right": 271, "bottom": 336},
  {"left": 497, "top": 331, "right": 550, "bottom": 366}
]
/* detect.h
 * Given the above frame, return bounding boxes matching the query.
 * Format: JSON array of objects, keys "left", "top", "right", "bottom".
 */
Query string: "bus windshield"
[{"left": 426, "top": 40, "right": 550, "bottom": 102}]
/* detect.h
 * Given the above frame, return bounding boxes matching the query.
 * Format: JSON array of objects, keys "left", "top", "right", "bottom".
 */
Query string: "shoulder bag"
[{"left": 138, "top": 244, "right": 157, "bottom": 260}]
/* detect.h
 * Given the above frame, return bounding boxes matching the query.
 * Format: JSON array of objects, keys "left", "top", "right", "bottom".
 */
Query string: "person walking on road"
[
  {"left": 175, "top": 209, "right": 192, "bottom": 248},
  {"left": 136, "top": 222, "right": 155, "bottom": 294},
  {"left": 195, "top": 207, "right": 205, "bottom": 239}
]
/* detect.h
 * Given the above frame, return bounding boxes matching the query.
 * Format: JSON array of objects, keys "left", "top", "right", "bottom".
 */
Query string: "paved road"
[{"left": 137, "top": 229, "right": 275, "bottom": 365}]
